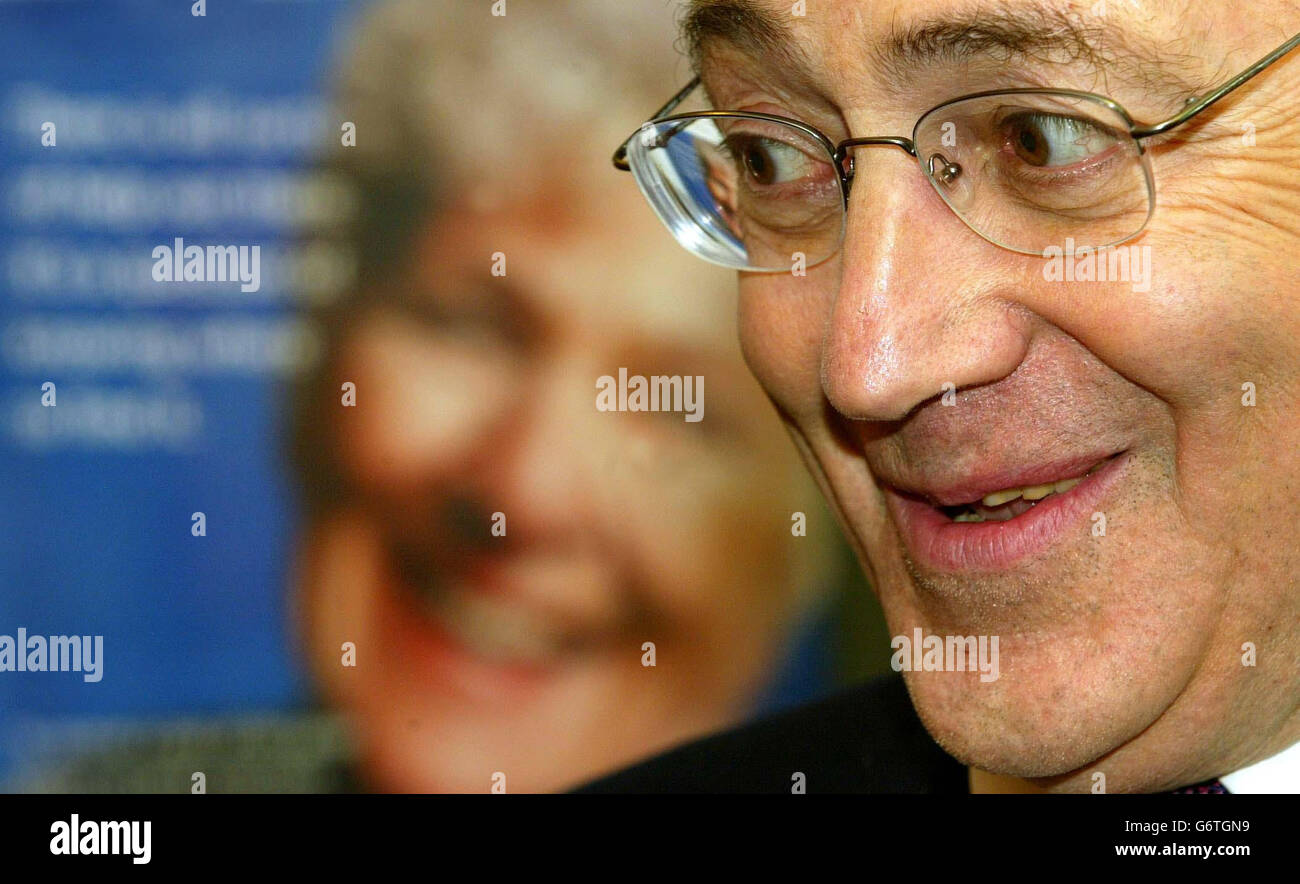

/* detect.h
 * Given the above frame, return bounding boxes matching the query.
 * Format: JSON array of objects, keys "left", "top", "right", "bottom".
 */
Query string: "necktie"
[{"left": 1172, "top": 778, "right": 1229, "bottom": 794}]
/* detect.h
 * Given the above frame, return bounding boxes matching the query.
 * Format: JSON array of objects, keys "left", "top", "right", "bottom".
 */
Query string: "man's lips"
[
  {"left": 884, "top": 451, "right": 1122, "bottom": 509},
  {"left": 881, "top": 451, "right": 1129, "bottom": 572}
]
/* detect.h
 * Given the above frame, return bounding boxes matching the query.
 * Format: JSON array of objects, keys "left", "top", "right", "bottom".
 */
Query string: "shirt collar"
[{"left": 1220, "top": 739, "right": 1300, "bottom": 794}]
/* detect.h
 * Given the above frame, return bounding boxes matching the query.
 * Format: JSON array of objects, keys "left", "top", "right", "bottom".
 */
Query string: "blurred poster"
[
  {"left": 0, "top": 0, "right": 881, "bottom": 793},
  {"left": 0, "top": 0, "right": 357, "bottom": 779}
]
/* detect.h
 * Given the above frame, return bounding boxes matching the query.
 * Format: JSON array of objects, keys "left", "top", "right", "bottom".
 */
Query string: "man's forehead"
[{"left": 684, "top": 0, "right": 1220, "bottom": 107}]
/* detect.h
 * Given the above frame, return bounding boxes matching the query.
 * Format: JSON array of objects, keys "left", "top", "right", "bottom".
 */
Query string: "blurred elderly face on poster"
[{"left": 290, "top": 0, "right": 834, "bottom": 792}]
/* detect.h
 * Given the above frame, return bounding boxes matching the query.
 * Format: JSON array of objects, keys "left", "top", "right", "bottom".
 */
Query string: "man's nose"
[{"left": 820, "top": 152, "right": 1031, "bottom": 423}]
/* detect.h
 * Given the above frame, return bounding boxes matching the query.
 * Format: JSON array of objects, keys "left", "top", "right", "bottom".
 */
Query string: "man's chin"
[
  {"left": 900, "top": 669, "right": 1136, "bottom": 782},
  {"left": 891, "top": 614, "right": 1203, "bottom": 788},
  {"left": 867, "top": 508, "right": 1220, "bottom": 785}
]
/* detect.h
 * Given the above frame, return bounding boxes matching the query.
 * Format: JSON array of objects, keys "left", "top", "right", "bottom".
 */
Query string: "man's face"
[
  {"left": 297, "top": 145, "right": 818, "bottom": 793},
  {"left": 692, "top": 0, "right": 1300, "bottom": 790}
]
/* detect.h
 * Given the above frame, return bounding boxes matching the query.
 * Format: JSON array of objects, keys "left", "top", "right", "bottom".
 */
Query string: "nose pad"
[
  {"left": 839, "top": 152, "right": 856, "bottom": 181},
  {"left": 927, "top": 152, "right": 962, "bottom": 186}
]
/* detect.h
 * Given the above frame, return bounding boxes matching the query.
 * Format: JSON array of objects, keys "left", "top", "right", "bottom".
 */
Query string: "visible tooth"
[
  {"left": 1021, "top": 483, "right": 1056, "bottom": 501},
  {"left": 1054, "top": 477, "right": 1082, "bottom": 494},
  {"left": 953, "top": 511, "right": 985, "bottom": 523},
  {"left": 433, "top": 589, "right": 564, "bottom": 662},
  {"left": 981, "top": 488, "right": 1023, "bottom": 507},
  {"left": 983, "top": 507, "right": 1018, "bottom": 522}
]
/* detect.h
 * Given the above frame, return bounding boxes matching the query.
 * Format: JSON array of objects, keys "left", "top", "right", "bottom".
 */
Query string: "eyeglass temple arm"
[
  {"left": 1132, "top": 31, "right": 1300, "bottom": 139},
  {"left": 612, "top": 76, "right": 702, "bottom": 170}
]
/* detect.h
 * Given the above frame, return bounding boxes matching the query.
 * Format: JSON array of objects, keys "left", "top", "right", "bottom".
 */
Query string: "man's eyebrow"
[
  {"left": 875, "top": 5, "right": 1206, "bottom": 94},
  {"left": 683, "top": 0, "right": 1210, "bottom": 105},
  {"left": 681, "top": 0, "right": 814, "bottom": 80}
]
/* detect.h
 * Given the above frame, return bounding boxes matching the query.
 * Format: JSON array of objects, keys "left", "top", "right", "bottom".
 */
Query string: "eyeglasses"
[{"left": 613, "top": 32, "right": 1300, "bottom": 271}]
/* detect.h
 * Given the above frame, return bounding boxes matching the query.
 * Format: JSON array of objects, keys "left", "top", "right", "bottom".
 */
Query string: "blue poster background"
[{"left": 0, "top": 0, "right": 360, "bottom": 782}]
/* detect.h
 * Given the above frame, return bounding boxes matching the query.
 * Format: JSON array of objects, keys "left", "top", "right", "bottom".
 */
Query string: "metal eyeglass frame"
[{"left": 612, "top": 30, "right": 1300, "bottom": 256}]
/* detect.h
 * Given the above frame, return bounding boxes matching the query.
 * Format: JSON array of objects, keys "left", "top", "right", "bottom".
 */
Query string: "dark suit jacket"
[{"left": 577, "top": 674, "right": 968, "bottom": 793}]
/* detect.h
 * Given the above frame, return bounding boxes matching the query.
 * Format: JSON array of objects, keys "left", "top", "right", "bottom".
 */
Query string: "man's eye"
[
  {"left": 724, "top": 134, "right": 816, "bottom": 185},
  {"left": 1002, "top": 111, "right": 1118, "bottom": 168}
]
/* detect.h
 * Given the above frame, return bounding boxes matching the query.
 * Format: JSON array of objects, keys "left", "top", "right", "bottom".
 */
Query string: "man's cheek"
[
  {"left": 1019, "top": 241, "right": 1251, "bottom": 412},
  {"left": 737, "top": 273, "right": 834, "bottom": 415}
]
